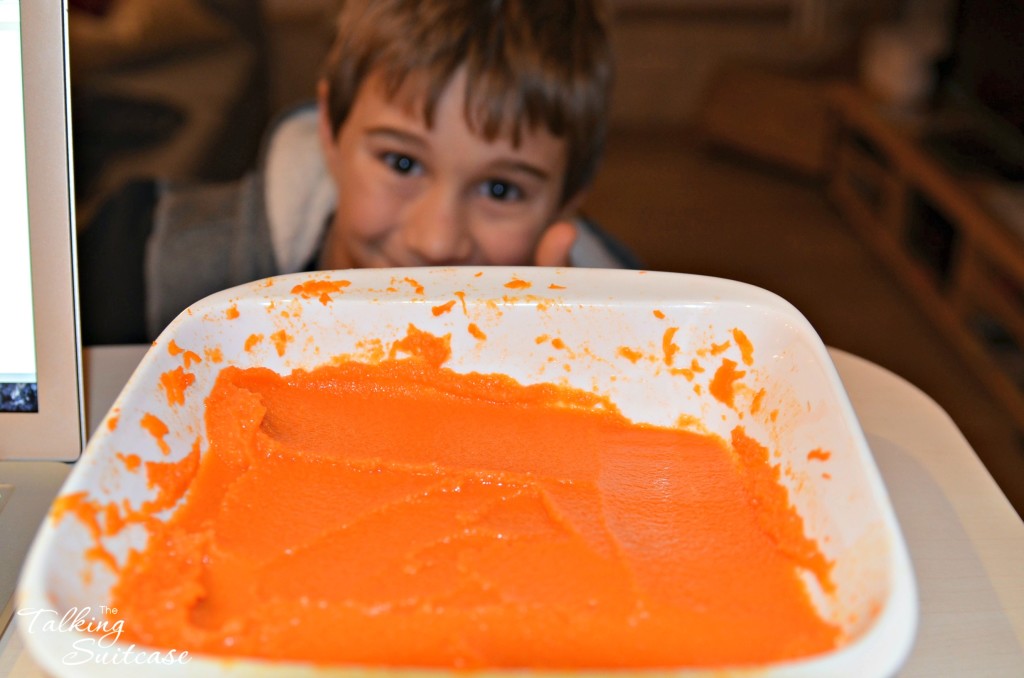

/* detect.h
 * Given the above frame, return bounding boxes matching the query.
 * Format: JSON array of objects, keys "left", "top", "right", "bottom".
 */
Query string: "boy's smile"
[{"left": 317, "top": 68, "right": 578, "bottom": 269}]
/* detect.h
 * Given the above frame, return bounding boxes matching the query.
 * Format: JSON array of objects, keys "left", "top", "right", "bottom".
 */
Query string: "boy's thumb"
[{"left": 534, "top": 221, "right": 577, "bottom": 267}]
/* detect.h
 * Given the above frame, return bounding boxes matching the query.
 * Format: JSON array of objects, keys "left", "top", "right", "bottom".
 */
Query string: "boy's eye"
[
  {"left": 381, "top": 152, "right": 422, "bottom": 176},
  {"left": 480, "top": 180, "right": 523, "bottom": 202}
]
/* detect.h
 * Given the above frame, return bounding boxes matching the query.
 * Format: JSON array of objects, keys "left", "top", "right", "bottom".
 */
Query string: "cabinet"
[{"left": 828, "top": 84, "right": 1024, "bottom": 432}]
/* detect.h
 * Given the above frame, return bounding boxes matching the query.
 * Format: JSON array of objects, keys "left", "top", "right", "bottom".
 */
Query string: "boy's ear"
[{"left": 316, "top": 79, "right": 339, "bottom": 162}]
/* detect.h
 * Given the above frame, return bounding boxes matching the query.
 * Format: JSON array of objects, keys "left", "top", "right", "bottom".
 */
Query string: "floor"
[{"left": 583, "top": 125, "right": 1024, "bottom": 518}]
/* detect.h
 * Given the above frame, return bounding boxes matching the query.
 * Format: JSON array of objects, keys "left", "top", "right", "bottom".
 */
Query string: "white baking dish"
[{"left": 17, "top": 267, "right": 916, "bottom": 677}]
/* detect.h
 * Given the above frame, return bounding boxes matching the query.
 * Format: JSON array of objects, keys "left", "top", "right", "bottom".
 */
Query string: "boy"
[{"left": 85, "top": 0, "right": 636, "bottom": 341}]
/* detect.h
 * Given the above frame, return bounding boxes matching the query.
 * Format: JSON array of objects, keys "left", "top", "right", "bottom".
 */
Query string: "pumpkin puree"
[{"left": 108, "top": 356, "right": 839, "bottom": 668}]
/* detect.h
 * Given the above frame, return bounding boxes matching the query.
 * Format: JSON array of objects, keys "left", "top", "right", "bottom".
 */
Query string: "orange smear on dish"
[
  {"left": 167, "top": 340, "right": 184, "bottom": 357},
  {"left": 244, "top": 334, "right": 263, "bottom": 352},
  {"left": 807, "top": 449, "right": 832, "bottom": 462},
  {"left": 672, "top": 360, "right": 705, "bottom": 381},
  {"left": 662, "top": 327, "right": 680, "bottom": 366},
  {"left": 617, "top": 346, "right": 643, "bottom": 363},
  {"left": 142, "top": 438, "right": 202, "bottom": 514},
  {"left": 432, "top": 300, "right": 457, "bottom": 316},
  {"left": 270, "top": 330, "right": 292, "bottom": 357},
  {"left": 454, "top": 291, "right": 468, "bottom": 314},
  {"left": 107, "top": 355, "right": 839, "bottom": 668},
  {"left": 467, "top": 323, "right": 487, "bottom": 341},
  {"left": 140, "top": 413, "right": 171, "bottom": 456},
  {"left": 504, "top": 277, "right": 531, "bottom": 289},
  {"left": 403, "top": 277, "right": 425, "bottom": 295},
  {"left": 49, "top": 492, "right": 118, "bottom": 571},
  {"left": 50, "top": 444, "right": 202, "bottom": 575},
  {"left": 51, "top": 492, "right": 102, "bottom": 540},
  {"left": 117, "top": 452, "right": 141, "bottom": 472},
  {"left": 710, "top": 358, "right": 745, "bottom": 408},
  {"left": 291, "top": 279, "right": 351, "bottom": 305},
  {"left": 159, "top": 366, "right": 195, "bottom": 407},
  {"left": 85, "top": 545, "right": 119, "bottom": 573},
  {"left": 751, "top": 388, "right": 767, "bottom": 415},
  {"left": 388, "top": 324, "right": 451, "bottom": 368},
  {"left": 225, "top": 305, "right": 240, "bottom": 319},
  {"left": 104, "top": 503, "right": 125, "bottom": 535},
  {"left": 733, "top": 328, "right": 754, "bottom": 366}
]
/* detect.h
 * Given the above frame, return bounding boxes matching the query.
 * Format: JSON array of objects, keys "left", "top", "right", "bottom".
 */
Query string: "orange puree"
[
  {"left": 291, "top": 279, "right": 351, "bottom": 304},
  {"left": 159, "top": 366, "right": 195, "bottom": 407},
  {"left": 108, "top": 358, "right": 838, "bottom": 668}
]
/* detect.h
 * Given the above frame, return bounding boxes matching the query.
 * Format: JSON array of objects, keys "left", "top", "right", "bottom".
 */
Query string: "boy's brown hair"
[{"left": 320, "top": 0, "right": 614, "bottom": 205}]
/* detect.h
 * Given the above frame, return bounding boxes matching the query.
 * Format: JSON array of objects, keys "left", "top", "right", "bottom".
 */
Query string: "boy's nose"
[{"left": 401, "top": 188, "right": 473, "bottom": 265}]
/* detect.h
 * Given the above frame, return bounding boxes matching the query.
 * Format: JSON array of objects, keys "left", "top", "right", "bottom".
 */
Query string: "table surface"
[{"left": 2, "top": 345, "right": 1023, "bottom": 676}]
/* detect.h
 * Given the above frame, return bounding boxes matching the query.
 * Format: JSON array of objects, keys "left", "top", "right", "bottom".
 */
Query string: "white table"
[{"left": 2, "top": 346, "right": 1023, "bottom": 676}]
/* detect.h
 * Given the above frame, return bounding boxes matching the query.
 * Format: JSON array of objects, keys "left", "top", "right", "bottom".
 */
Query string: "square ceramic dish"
[{"left": 18, "top": 267, "right": 916, "bottom": 677}]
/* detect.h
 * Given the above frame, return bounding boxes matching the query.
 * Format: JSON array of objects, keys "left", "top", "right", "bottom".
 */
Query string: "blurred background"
[{"left": 67, "top": 0, "right": 1024, "bottom": 517}]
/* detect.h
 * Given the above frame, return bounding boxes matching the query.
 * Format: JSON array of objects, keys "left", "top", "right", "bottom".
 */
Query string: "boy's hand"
[{"left": 533, "top": 221, "right": 577, "bottom": 267}]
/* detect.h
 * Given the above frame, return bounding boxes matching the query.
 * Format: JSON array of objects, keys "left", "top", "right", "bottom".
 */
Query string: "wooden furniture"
[
  {"left": 700, "top": 65, "right": 835, "bottom": 177},
  {"left": 829, "top": 84, "right": 1024, "bottom": 435}
]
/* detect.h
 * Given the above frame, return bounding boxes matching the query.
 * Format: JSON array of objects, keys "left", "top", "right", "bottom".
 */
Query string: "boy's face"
[{"left": 317, "top": 68, "right": 579, "bottom": 269}]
